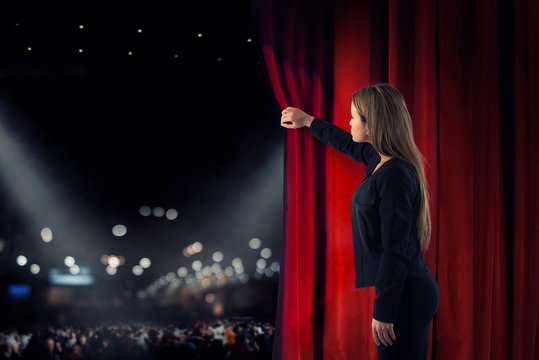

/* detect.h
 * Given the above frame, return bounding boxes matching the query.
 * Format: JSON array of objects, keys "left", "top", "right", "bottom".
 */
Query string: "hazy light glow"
[
  {"left": 260, "top": 248, "right": 272, "bottom": 259},
  {"left": 165, "top": 208, "right": 178, "bottom": 220},
  {"left": 202, "top": 266, "right": 212, "bottom": 276},
  {"left": 231, "top": 258, "right": 242, "bottom": 268},
  {"left": 16, "top": 255, "right": 27, "bottom": 266},
  {"left": 177, "top": 267, "right": 188, "bottom": 277},
  {"left": 211, "top": 263, "right": 221, "bottom": 273},
  {"left": 205, "top": 293, "right": 215, "bottom": 303},
  {"left": 270, "top": 261, "right": 280, "bottom": 272},
  {"left": 153, "top": 207, "right": 164, "bottom": 217},
  {"left": 249, "top": 238, "right": 261, "bottom": 249},
  {"left": 192, "top": 260, "right": 202, "bottom": 271},
  {"left": 108, "top": 256, "right": 120, "bottom": 268},
  {"left": 139, "top": 205, "right": 151, "bottom": 216},
  {"left": 30, "top": 263, "right": 40, "bottom": 274},
  {"left": 112, "top": 224, "right": 127, "bottom": 237},
  {"left": 256, "top": 258, "right": 267, "bottom": 269},
  {"left": 132, "top": 265, "right": 143, "bottom": 276},
  {"left": 192, "top": 242, "right": 202, "bottom": 253},
  {"left": 40, "top": 227, "right": 53, "bottom": 242},
  {"left": 64, "top": 256, "right": 75, "bottom": 267},
  {"left": 139, "top": 257, "right": 151, "bottom": 268},
  {"left": 69, "top": 265, "right": 80, "bottom": 274},
  {"left": 106, "top": 266, "right": 117, "bottom": 275},
  {"left": 212, "top": 251, "right": 223, "bottom": 262}
]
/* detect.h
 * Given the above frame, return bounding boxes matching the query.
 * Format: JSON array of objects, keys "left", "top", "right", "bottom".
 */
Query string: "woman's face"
[{"left": 350, "top": 101, "right": 369, "bottom": 142}]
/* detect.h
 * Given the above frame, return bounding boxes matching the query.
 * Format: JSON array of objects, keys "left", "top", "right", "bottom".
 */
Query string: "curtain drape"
[{"left": 250, "top": 0, "right": 538, "bottom": 359}]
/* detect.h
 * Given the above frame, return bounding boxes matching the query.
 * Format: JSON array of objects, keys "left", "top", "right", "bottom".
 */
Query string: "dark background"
[{"left": 0, "top": 1, "right": 283, "bottom": 325}]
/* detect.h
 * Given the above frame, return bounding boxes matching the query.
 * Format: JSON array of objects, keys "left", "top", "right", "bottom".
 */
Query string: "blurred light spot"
[
  {"left": 212, "top": 251, "right": 223, "bottom": 262},
  {"left": 192, "top": 260, "right": 202, "bottom": 271},
  {"left": 256, "top": 258, "right": 267, "bottom": 269},
  {"left": 153, "top": 207, "right": 165, "bottom": 217},
  {"left": 112, "top": 224, "right": 127, "bottom": 237},
  {"left": 30, "top": 264, "right": 40, "bottom": 274},
  {"left": 166, "top": 272, "right": 176, "bottom": 281},
  {"left": 224, "top": 266, "right": 234, "bottom": 277},
  {"left": 177, "top": 267, "right": 188, "bottom": 277},
  {"left": 79, "top": 25, "right": 84, "bottom": 29},
  {"left": 192, "top": 242, "right": 202, "bottom": 253},
  {"left": 231, "top": 258, "right": 242, "bottom": 268},
  {"left": 195, "top": 271, "right": 204, "bottom": 279},
  {"left": 128, "top": 51, "right": 133, "bottom": 56},
  {"left": 139, "top": 257, "right": 151, "bottom": 268},
  {"left": 205, "top": 293, "right": 215, "bottom": 303},
  {"left": 197, "top": 33, "right": 203, "bottom": 37},
  {"left": 136, "top": 289, "right": 146, "bottom": 300},
  {"left": 40, "top": 227, "right": 53, "bottom": 243},
  {"left": 101, "top": 255, "right": 109, "bottom": 265},
  {"left": 64, "top": 256, "right": 75, "bottom": 267},
  {"left": 16, "top": 255, "right": 27, "bottom": 266},
  {"left": 265, "top": 268, "right": 274, "bottom": 277},
  {"left": 249, "top": 238, "right": 261, "bottom": 249},
  {"left": 260, "top": 248, "right": 272, "bottom": 259},
  {"left": 165, "top": 209, "right": 178, "bottom": 220},
  {"left": 118, "top": 255, "right": 125, "bottom": 265},
  {"left": 201, "top": 278, "right": 211, "bottom": 288},
  {"left": 247, "top": 38, "right": 252, "bottom": 42},
  {"left": 137, "top": 29, "right": 142, "bottom": 33},
  {"left": 132, "top": 265, "right": 143, "bottom": 276},
  {"left": 211, "top": 263, "right": 221, "bottom": 273},
  {"left": 108, "top": 256, "right": 120, "bottom": 268},
  {"left": 27, "top": 47, "right": 32, "bottom": 51},
  {"left": 202, "top": 266, "right": 212, "bottom": 276},
  {"left": 78, "top": 49, "right": 83, "bottom": 53},
  {"left": 270, "top": 261, "right": 280, "bottom": 272},
  {"left": 139, "top": 205, "right": 151, "bottom": 216},
  {"left": 69, "top": 265, "right": 80, "bottom": 274},
  {"left": 234, "top": 265, "right": 244, "bottom": 274},
  {"left": 106, "top": 266, "right": 117, "bottom": 275}
]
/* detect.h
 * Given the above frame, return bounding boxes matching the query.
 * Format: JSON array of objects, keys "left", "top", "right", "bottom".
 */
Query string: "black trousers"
[{"left": 376, "top": 269, "right": 440, "bottom": 360}]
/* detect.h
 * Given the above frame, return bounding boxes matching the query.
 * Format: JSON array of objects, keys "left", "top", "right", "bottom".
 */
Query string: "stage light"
[
  {"left": 27, "top": 47, "right": 32, "bottom": 51},
  {"left": 212, "top": 251, "right": 223, "bottom": 262},
  {"left": 40, "top": 227, "right": 53, "bottom": 242},
  {"left": 139, "top": 257, "right": 151, "bottom": 268},
  {"left": 112, "top": 224, "right": 127, "bottom": 237},
  {"left": 101, "top": 255, "right": 109, "bottom": 265},
  {"left": 192, "top": 260, "right": 202, "bottom": 271},
  {"left": 247, "top": 38, "right": 252, "bottom": 42},
  {"left": 139, "top": 205, "right": 151, "bottom": 216},
  {"left": 153, "top": 207, "right": 164, "bottom": 217},
  {"left": 128, "top": 51, "right": 133, "bottom": 56},
  {"left": 249, "top": 237, "right": 261, "bottom": 249},
  {"left": 132, "top": 265, "right": 143, "bottom": 276},
  {"left": 64, "top": 256, "right": 75, "bottom": 267},
  {"left": 79, "top": 25, "right": 84, "bottom": 29},
  {"left": 106, "top": 266, "right": 117, "bottom": 275},
  {"left": 205, "top": 293, "right": 215, "bottom": 303},
  {"left": 78, "top": 49, "right": 83, "bottom": 53},
  {"left": 165, "top": 208, "right": 178, "bottom": 220},
  {"left": 137, "top": 29, "right": 142, "bottom": 33},
  {"left": 224, "top": 266, "right": 234, "bottom": 277},
  {"left": 265, "top": 268, "right": 273, "bottom": 277},
  {"left": 197, "top": 33, "right": 203, "bottom": 37},
  {"left": 270, "top": 261, "right": 280, "bottom": 272},
  {"left": 260, "top": 248, "right": 271, "bottom": 258},
  {"left": 30, "top": 264, "right": 40, "bottom": 274}
]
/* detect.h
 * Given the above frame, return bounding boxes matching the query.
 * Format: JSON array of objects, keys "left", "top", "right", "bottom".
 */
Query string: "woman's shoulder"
[{"left": 375, "top": 158, "right": 417, "bottom": 187}]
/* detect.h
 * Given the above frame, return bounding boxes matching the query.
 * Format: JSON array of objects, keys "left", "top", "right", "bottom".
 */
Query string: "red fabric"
[{"left": 251, "top": 0, "right": 538, "bottom": 359}]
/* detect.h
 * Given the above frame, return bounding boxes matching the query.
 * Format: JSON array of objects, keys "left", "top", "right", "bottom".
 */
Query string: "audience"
[{"left": 0, "top": 318, "right": 274, "bottom": 360}]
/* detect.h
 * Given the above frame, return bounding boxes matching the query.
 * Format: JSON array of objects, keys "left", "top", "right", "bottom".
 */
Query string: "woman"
[{"left": 280, "top": 83, "right": 440, "bottom": 359}]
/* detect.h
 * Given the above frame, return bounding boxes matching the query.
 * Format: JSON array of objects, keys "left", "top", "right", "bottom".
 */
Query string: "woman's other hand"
[
  {"left": 280, "top": 107, "right": 315, "bottom": 128},
  {"left": 372, "top": 317, "right": 396, "bottom": 347}
]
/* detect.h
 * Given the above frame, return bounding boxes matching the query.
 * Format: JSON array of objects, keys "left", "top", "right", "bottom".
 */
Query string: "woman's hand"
[
  {"left": 280, "top": 107, "right": 315, "bottom": 128},
  {"left": 372, "top": 318, "right": 396, "bottom": 347}
]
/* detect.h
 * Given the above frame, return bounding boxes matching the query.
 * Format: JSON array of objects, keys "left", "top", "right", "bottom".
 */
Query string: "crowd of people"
[{"left": 0, "top": 318, "right": 274, "bottom": 360}]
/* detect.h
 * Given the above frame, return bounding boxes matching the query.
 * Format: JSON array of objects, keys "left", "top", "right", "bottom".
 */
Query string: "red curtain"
[{"left": 251, "top": 0, "right": 538, "bottom": 359}]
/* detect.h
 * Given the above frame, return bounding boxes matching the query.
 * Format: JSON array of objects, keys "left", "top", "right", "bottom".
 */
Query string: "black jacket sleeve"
[
  {"left": 308, "top": 117, "right": 379, "bottom": 165},
  {"left": 372, "top": 164, "right": 415, "bottom": 323}
]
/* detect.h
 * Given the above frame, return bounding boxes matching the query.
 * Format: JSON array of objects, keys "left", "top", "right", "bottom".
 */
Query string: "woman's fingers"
[{"left": 372, "top": 326, "right": 380, "bottom": 346}]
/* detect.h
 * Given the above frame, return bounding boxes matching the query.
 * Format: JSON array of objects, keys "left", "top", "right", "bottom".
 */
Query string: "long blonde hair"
[{"left": 352, "top": 83, "right": 432, "bottom": 251}]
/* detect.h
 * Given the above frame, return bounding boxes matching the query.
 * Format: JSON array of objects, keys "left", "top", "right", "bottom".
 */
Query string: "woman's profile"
[{"left": 280, "top": 83, "right": 440, "bottom": 359}]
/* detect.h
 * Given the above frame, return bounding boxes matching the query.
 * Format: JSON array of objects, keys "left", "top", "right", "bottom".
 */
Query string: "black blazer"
[{"left": 309, "top": 117, "right": 431, "bottom": 323}]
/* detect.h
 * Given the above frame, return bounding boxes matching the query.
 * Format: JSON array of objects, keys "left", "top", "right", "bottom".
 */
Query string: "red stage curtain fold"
[{"left": 251, "top": 0, "right": 538, "bottom": 359}]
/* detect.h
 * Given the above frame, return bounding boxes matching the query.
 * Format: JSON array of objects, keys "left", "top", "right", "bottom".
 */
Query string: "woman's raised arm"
[{"left": 281, "top": 107, "right": 377, "bottom": 165}]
